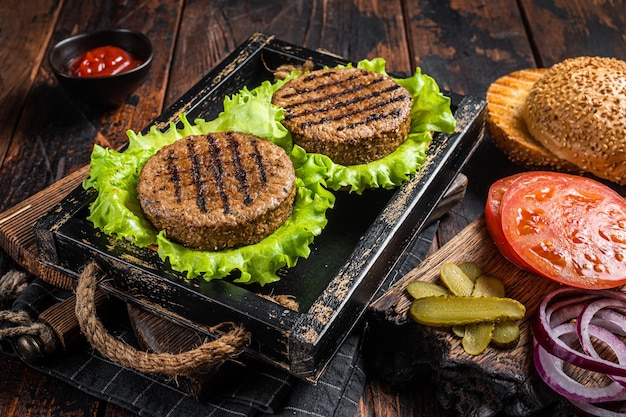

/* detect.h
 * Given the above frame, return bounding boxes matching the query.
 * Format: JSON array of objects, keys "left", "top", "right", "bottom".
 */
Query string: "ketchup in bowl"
[
  {"left": 49, "top": 29, "right": 153, "bottom": 107},
  {"left": 68, "top": 45, "right": 142, "bottom": 77}
]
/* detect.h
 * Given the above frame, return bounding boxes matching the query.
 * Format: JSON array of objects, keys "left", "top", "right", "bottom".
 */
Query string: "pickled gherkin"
[
  {"left": 457, "top": 261, "right": 481, "bottom": 282},
  {"left": 462, "top": 322, "right": 495, "bottom": 355},
  {"left": 409, "top": 296, "right": 526, "bottom": 326},
  {"left": 406, "top": 281, "right": 450, "bottom": 299},
  {"left": 461, "top": 273, "right": 508, "bottom": 354},
  {"left": 405, "top": 260, "right": 525, "bottom": 355},
  {"left": 491, "top": 320, "right": 521, "bottom": 347},
  {"left": 439, "top": 262, "right": 474, "bottom": 296},
  {"left": 472, "top": 274, "right": 505, "bottom": 298}
]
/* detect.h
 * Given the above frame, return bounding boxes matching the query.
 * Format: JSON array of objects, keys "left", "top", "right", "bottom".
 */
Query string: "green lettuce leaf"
[
  {"left": 315, "top": 58, "right": 456, "bottom": 194},
  {"left": 197, "top": 80, "right": 293, "bottom": 150},
  {"left": 84, "top": 113, "right": 212, "bottom": 247},
  {"left": 84, "top": 89, "right": 334, "bottom": 286}
]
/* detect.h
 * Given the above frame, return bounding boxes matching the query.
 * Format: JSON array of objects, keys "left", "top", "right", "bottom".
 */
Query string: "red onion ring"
[
  {"left": 533, "top": 288, "right": 626, "bottom": 377},
  {"left": 533, "top": 287, "right": 626, "bottom": 416},
  {"left": 533, "top": 323, "right": 626, "bottom": 403},
  {"left": 547, "top": 293, "right": 602, "bottom": 326},
  {"left": 578, "top": 298, "right": 626, "bottom": 387},
  {"left": 593, "top": 309, "right": 626, "bottom": 336}
]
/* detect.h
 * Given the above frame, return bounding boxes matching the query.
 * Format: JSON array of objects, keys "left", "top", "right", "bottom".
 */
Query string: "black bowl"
[{"left": 49, "top": 29, "right": 153, "bottom": 108}]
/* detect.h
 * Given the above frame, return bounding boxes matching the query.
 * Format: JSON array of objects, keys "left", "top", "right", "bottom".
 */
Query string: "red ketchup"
[{"left": 68, "top": 45, "right": 142, "bottom": 77}]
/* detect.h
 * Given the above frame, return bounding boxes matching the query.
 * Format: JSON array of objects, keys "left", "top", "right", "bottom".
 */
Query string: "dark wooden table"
[{"left": 1, "top": 0, "right": 625, "bottom": 415}]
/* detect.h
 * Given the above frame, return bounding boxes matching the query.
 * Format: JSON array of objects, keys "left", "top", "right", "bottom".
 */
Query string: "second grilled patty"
[
  {"left": 137, "top": 132, "right": 296, "bottom": 251},
  {"left": 272, "top": 67, "right": 413, "bottom": 165}
]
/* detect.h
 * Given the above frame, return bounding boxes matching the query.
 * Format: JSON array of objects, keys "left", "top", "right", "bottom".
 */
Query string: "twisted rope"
[
  {"left": 75, "top": 262, "right": 251, "bottom": 376},
  {"left": 0, "top": 270, "right": 55, "bottom": 342},
  {"left": 0, "top": 270, "right": 29, "bottom": 303},
  {"left": 0, "top": 310, "right": 51, "bottom": 339}
]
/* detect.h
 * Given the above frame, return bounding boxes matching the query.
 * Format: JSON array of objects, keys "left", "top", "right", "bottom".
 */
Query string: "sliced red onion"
[
  {"left": 533, "top": 287, "right": 626, "bottom": 416},
  {"left": 578, "top": 298, "right": 626, "bottom": 359},
  {"left": 577, "top": 298, "right": 626, "bottom": 387},
  {"left": 547, "top": 293, "right": 602, "bottom": 327},
  {"left": 533, "top": 324, "right": 626, "bottom": 403},
  {"left": 594, "top": 309, "right": 626, "bottom": 337},
  {"left": 542, "top": 288, "right": 601, "bottom": 325},
  {"left": 534, "top": 288, "right": 626, "bottom": 377}
]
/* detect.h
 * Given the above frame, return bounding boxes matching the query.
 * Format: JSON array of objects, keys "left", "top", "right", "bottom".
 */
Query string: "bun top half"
[{"left": 522, "top": 56, "right": 626, "bottom": 184}]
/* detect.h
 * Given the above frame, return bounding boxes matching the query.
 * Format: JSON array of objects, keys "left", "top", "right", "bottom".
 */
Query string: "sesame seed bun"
[
  {"left": 486, "top": 68, "right": 582, "bottom": 173},
  {"left": 522, "top": 56, "right": 626, "bottom": 185}
]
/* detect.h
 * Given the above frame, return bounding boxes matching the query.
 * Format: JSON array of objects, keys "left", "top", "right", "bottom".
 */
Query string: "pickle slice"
[
  {"left": 457, "top": 261, "right": 481, "bottom": 282},
  {"left": 472, "top": 274, "right": 505, "bottom": 298},
  {"left": 452, "top": 325, "right": 465, "bottom": 337},
  {"left": 462, "top": 322, "right": 495, "bottom": 355},
  {"left": 410, "top": 296, "right": 526, "bottom": 326},
  {"left": 406, "top": 281, "right": 450, "bottom": 299},
  {"left": 439, "top": 262, "right": 475, "bottom": 296},
  {"left": 491, "top": 319, "right": 521, "bottom": 348},
  {"left": 408, "top": 261, "right": 524, "bottom": 355}
]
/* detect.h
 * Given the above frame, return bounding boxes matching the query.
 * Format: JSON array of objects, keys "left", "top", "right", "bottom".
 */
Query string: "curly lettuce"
[
  {"left": 83, "top": 87, "right": 334, "bottom": 286},
  {"left": 316, "top": 58, "right": 456, "bottom": 194}
]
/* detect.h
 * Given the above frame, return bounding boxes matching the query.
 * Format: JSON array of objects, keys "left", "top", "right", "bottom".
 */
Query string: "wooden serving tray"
[{"left": 33, "top": 33, "right": 487, "bottom": 381}]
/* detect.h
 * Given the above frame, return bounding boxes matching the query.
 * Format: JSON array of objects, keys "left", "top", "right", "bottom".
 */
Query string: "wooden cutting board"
[
  {"left": 0, "top": 166, "right": 89, "bottom": 290},
  {"left": 366, "top": 217, "right": 568, "bottom": 416}
]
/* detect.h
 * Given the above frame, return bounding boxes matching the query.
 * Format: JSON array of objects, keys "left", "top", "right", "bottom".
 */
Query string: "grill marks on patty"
[
  {"left": 334, "top": 95, "right": 408, "bottom": 131},
  {"left": 282, "top": 76, "right": 404, "bottom": 130},
  {"left": 165, "top": 149, "right": 182, "bottom": 203},
  {"left": 272, "top": 67, "right": 413, "bottom": 165},
  {"left": 279, "top": 71, "right": 363, "bottom": 101},
  {"left": 227, "top": 135, "right": 255, "bottom": 207},
  {"left": 279, "top": 72, "right": 373, "bottom": 111},
  {"left": 168, "top": 133, "right": 268, "bottom": 216},
  {"left": 187, "top": 136, "right": 214, "bottom": 213},
  {"left": 138, "top": 132, "right": 296, "bottom": 251}
]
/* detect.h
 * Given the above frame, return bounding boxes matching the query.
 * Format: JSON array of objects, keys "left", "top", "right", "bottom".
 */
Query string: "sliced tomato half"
[
  {"left": 484, "top": 173, "right": 535, "bottom": 271},
  {"left": 498, "top": 172, "right": 626, "bottom": 289}
]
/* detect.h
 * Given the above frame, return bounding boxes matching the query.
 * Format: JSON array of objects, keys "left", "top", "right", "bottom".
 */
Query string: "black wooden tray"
[{"left": 34, "top": 32, "right": 487, "bottom": 381}]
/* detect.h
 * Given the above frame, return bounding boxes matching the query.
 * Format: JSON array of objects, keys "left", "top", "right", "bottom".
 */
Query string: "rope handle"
[{"left": 74, "top": 262, "right": 251, "bottom": 376}]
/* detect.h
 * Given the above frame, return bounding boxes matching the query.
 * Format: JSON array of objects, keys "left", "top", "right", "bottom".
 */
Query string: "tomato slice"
[
  {"left": 484, "top": 173, "right": 535, "bottom": 271},
  {"left": 499, "top": 172, "right": 626, "bottom": 289}
]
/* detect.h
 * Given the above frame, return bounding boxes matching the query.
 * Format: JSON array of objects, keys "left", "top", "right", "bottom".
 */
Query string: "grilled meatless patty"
[
  {"left": 137, "top": 132, "right": 296, "bottom": 251},
  {"left": 272, "top": 67, "right": 413, "bottom": 165}
]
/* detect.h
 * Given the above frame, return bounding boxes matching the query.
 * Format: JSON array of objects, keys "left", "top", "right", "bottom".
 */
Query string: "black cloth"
[{"left": 1, "top": 222, "right": 438, "bottom": 417}]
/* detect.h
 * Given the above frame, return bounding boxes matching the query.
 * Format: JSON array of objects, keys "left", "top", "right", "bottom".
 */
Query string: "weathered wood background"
[{"left": 1, "top": 0, "right": 625, "bottom": 415}]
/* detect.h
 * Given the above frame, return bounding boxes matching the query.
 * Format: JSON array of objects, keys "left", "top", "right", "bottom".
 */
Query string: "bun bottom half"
[{"left": 486, "top": 68, "right": 582, "bottom": 173}]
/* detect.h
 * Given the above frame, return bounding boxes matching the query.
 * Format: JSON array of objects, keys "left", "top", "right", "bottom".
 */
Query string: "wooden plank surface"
[
  {"left": 404, "top": 0, "right": 535, "bottom": 97},
  {"left": 0, "top": 0, "right": 183, "bottom": 212},
  {"left": 164, "top": 0, "right": 412, "bottom": 108},
  {"left": 0, "top": 0, "right": 61, "bottom": 167},
  {"left": 1, "top": 0, "right": 626, "bottom": 416},
  {"left": 520, "top": 0, "right": 626, "bottom": 67}
]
